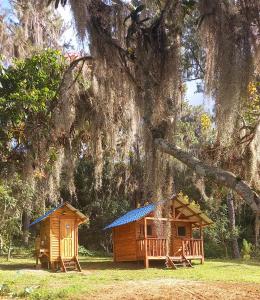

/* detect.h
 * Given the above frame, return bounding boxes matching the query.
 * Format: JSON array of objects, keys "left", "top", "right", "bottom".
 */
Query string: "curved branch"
[
  {"left": 154, "top": 137, "right": 260, "bottom": 213},
  {"left": 48, "top": 55, "right": 93, "bottom": 113}
]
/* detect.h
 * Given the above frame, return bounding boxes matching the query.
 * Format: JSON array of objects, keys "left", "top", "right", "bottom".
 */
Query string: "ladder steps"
[
  {"left": 59, "top": 257, "right": 82, "bottom": 272},
  {"left": 165, "top": 255, "right": 193, "bottom": 269}
]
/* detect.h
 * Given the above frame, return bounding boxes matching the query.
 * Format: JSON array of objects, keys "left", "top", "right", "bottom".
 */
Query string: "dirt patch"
[{"left": 85, "top": 279, "right": 260, "bottom": 300}]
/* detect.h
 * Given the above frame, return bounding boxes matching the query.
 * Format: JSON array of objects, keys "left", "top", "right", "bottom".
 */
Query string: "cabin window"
[
  {"left": 65, "top": 224, "right": 72, "bottom": 238},
  {"left": 177, "top": 226, "right": 186, "bottom": 237},
  {"left": 147, "top": 225, "right": 152, "bottom": 236},
  {"left": 138, "top": 224, "right": 153, "bottom": 236}
]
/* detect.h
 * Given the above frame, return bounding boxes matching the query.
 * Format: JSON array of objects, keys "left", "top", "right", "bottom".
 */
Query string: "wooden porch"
[
  {"left": 135, "top": 216, "right": 205, "bottom": 268},
  {"left": 137, "top": 237, "right": 204, "bottom": 257}
]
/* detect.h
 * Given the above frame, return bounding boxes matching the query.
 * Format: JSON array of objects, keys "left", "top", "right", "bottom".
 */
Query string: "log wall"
[
  {"left": 113, "top": 222, "right": 137, "bottom": 262},
  {"left": 40, "top": 218, "right": 50, "bottom": 250},
  {"left": 171, "top": 222, "right": 192, "bottom": 256}
]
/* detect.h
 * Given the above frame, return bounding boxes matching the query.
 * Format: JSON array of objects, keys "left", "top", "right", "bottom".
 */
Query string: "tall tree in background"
[
  {"left": 46, "top": 0, "right": 260, "bottom": 244},
  {"left": 0, "top": 1, "right": 67, "bottom": 244}
]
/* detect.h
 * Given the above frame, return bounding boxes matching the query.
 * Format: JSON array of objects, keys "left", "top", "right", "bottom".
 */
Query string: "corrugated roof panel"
[
  {"left": 104, "top": 196, "right": 213, "bottom": 230},
  {"left": 29, "top": 202, "right": 88, "bottom": 227},
  {"left": 104, "top": 203, "right": 155, "bottom": 229},
  {"left": 29, "top": 203, "right": 64, "bottom": 227}
]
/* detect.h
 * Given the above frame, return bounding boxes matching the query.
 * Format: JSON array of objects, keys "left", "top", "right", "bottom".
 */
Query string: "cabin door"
[{"left": 60, "top": 219, "right": 75, "bottom": 259}]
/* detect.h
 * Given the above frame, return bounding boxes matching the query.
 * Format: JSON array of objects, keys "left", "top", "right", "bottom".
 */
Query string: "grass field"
[{"left": 0, "top": 256, "right": 260, "bottom": 299}]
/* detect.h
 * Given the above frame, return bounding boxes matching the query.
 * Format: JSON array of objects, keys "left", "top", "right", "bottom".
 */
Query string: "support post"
[
  {"left": 172, "top": 198, "right": 175, "bottom": 219},
  {"left": 144, "top": 218, "right": 149, "bottom": 268},
  {"left": 112, "top": 229, "right": 117, "bottom": 262},
  {"left": 200, "top": 223, "right": 204, "bottom": 264},
  {"left": 51, "top": 262, "right": 55, "bottom": 272}
]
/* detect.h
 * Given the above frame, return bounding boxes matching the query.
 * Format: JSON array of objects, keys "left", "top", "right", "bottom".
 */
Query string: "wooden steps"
[
  {"left": 165, "top": 255, "right": 193, "bottom": 269},
  {"left": 60, "top": 257, "right": 82, "bottom": 272}
]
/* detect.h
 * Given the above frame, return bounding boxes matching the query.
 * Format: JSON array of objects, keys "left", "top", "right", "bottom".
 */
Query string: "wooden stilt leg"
[
  {"left": 144, "top": 217, "right": 149, "bottom": 268},
  {"left": 51, "top": 262, "right": 55, "bottom": 272},
  {"left": 144, "top": 257, "right": 149, "bottom": 268}
]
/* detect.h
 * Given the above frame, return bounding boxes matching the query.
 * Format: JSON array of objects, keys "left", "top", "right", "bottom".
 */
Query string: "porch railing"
[
  {"left": 137, "top": 238, "right": 203, "bottom": 258},
  {"left": 182, "top": 239, "right": 203, "bottom": 257},
  {"left": 136, "top": 238, "right": 167, "bottom": 258}
]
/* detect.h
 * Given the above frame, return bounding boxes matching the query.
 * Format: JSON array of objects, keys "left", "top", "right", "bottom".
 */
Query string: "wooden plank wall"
[
  {"left": 49, "top": 206, "right": 80, "bottom": 262},
  {"left": 113, "top": 222, "right": 137, "bottom": 262},
  {"left": 49, "top": 217, "right": 60, "bottom": 261},
  {"left": 171, "top": 222, "right": 191, "bottom": 256},
  {"left": 40, "top": 218, "right": 50, "bottom": 250}
]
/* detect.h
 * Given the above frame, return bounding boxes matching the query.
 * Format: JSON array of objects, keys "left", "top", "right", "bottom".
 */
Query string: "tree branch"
[{"left": 154, "top": 137, "right": 260, "bottom": 213}]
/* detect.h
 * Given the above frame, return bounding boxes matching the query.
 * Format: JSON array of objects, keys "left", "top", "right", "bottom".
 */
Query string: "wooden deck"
[{"left": 136, "top": 237, "right": 204, "bottom": 267}]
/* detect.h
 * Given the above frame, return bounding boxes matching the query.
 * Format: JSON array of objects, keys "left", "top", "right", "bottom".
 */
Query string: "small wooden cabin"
[
  {"left": 105, "top": 196, "right": 213, "bottom": 268},
  {"left": 29, "top": 202, "right": 88, "bottom": 272}
]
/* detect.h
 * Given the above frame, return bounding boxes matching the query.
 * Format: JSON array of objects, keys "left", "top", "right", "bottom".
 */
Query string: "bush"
[
  {"left": 204, "top": 238, "right": 227, "bottom": 258},
  {"left": 241, "top": 239, "right": 252, "bottom": 260},
  {"left": 78, "top": 245, "right": 94, "bottom": 256}
]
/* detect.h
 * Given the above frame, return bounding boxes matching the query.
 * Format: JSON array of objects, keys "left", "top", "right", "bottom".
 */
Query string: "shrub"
[
  {"left": 78, "top": 245, "right": 94, "bottom": 256},
  {"left": 241, "top": 239, "right": 252, "bottom": 260}
]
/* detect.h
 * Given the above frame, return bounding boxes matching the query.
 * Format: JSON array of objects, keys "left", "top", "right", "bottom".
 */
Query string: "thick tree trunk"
[
  {"left": 226, "top": 191, "right": 240, "bottom": 259},
  {"left": 255, "top": 212, "right": 260, "bottom": 247},
  {"left": 223, "top": 242, "right": 228, "bottom": 258},
  {"left": 0, "top": 235, "right": 3, "bottom": 256},
  {"left": 22, "top": 211, "right": 30, "bottom": 246},
  {"left": 154, "top": 138, "right": 260, "bottom": 214},
  {"left": 7, "top": 240, "right": 12, "bottom": 261}
]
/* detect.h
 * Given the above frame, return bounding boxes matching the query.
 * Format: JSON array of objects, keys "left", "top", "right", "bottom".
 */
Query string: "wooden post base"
[{"left": 144, "top": 257, "right": 149, "bottom": 268}]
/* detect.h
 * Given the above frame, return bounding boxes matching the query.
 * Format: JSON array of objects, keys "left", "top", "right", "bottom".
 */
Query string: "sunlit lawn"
[{"left": 0, "top": 256, "right": 260, "bottom": 299}]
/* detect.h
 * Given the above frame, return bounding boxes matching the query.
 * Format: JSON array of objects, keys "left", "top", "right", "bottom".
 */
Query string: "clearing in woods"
[{"left": 0, "top": 257, "right": 260, "bottom": 299}]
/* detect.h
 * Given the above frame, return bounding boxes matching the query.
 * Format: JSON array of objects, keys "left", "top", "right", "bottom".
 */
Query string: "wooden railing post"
[
  {"left": 200, "top": 224, "right": 204, "bottom": 264},
  {"left": 182, "top": 240, "right": 185, "bottom": 257},
  {"left": 112, "top": 229, "right": 116, "bottom": 262},
  {"left": 144, "top": 218, "right": 149, "bottom": 268},
  {"left": 191, "top": 239, "right": 193, "bottom": 256}
]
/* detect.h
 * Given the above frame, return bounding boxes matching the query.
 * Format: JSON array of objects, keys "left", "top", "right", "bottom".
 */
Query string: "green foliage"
[
  {"left": 73, "top": 157, "right": 131, "bottom": 251},
  {"left": 0, "top": 174, "right": 35, "bottom": 254},
  {"left": 204, "top": 203, "right": 239, "bottom": 258},
  {"left": 0, "top": 50, "right": 66, "bottom": 157},
  {"left": 241, "top": 239, "right": 252, "bottom": 260},
  {"left": 245, "top": 81, "right": 260, "bottom": 125},
  {"left": 176, "top": 101, "right": 215, "bottom": 149},
  {"left": 78, "top": 245, "right": 94, "bottom": 256}
]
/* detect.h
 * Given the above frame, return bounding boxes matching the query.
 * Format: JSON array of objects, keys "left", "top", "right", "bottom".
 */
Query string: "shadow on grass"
[
  {"left": 0, "top": 257, "right": 146, "bottom": 272},
  {"left": 205, "top": 258, "right": 260, "bottom": 268},
  {"left": 80, "top": 259, "right": 162, "bottom": 271},
  {"left": 0, "top": 262, "right": 35, "bottom": 271},
  {"left": 1, "top": 257, "right": 168, "bottom": 272},
  {"left": 1, "top": 256, "right": 258, "bottom": 272}
]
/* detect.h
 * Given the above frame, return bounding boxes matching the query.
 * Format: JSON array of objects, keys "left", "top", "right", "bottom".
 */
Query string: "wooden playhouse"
[
  {"left": 105, "top": 196, "right": 213, "bottom": 268},
  {"left": 29, "top": 202, "right": 88, "bottom": 272}
]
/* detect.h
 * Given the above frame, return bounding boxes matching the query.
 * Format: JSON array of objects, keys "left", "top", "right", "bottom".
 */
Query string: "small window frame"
[
  {"left": 177, "top": 226, "right": 186, "bottom": 237},
  {"left": 147, "top": 224, "right": 152, "bottom": 236}
]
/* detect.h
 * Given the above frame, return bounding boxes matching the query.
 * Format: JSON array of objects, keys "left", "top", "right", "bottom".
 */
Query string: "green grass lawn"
[{"left": 0, "top": 256, "right": 260, "bottom": 299}]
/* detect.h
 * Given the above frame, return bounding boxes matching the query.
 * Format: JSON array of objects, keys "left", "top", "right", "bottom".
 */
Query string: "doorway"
[{"left": 60, "top": 219, "right": 75, "bottom": 259}]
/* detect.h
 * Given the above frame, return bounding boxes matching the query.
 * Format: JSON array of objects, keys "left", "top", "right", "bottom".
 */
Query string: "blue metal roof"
[
  {"left": 104, "top": 203, "right": 156, "bottom": 230},
  {"left": 29, "top": 202, "right": 64, "bottom": 227}
]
